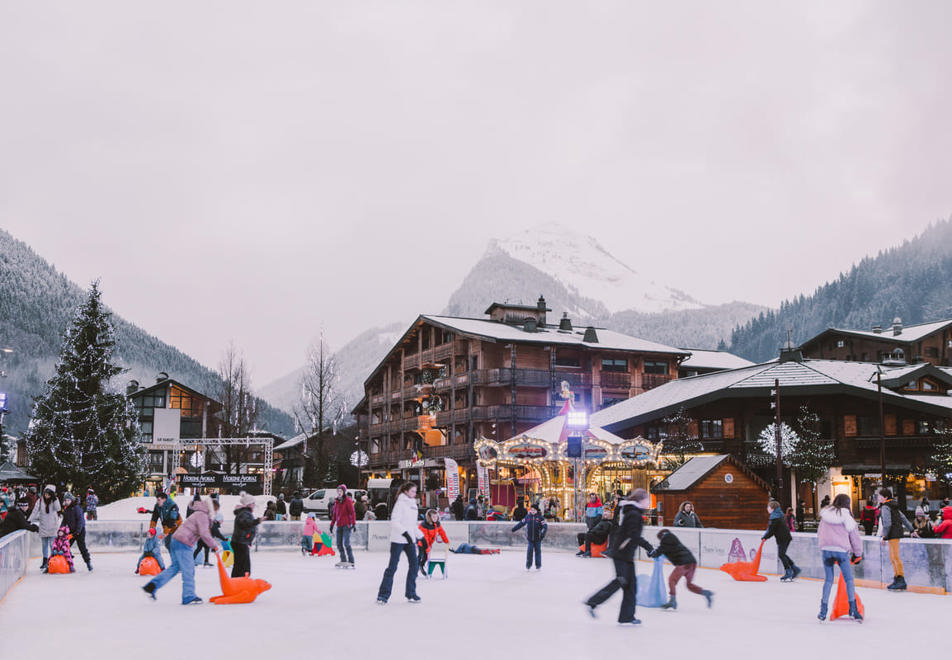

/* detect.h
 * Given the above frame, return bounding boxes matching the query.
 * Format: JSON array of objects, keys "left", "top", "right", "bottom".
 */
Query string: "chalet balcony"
[
  {"left": 370, "top": 394, "right": 385, "bottom": 405},
  {"left": 424, "top": 444, "right": 474, "bottom": 461},
  {"left": 600, "top": 372, "right": 631, "bottom": 389},
  {"left": 403, "top": 353, "right": 421, "bottom": 371},
  {"left": 641, "top": 374, "right": 673, "bottom": 390}
]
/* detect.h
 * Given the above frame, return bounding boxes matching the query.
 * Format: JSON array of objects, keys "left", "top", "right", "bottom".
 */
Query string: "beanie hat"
[
  {"left": 148, "top": 528, "right": 157, "bottom": 536},
  {"left": 62, "top": 492, "right": 74, "bottom": 502},
  {"left": 44, "top": 484, "right": 56, "bottom": 494},
  {"left": 337, "top": 484, "right": 347, "bottom": 493},
  {"left": 16, "top": 496, "right": 30, "bottom": 506},
  {"left": 915, "top": 506, "right": 925, "bottom": 517},
  {"left": 239, "top": 492, "right": 255, "bottom": 508},
  {"left": 88, "top": 488, "right": 94, "bottom": 493}
]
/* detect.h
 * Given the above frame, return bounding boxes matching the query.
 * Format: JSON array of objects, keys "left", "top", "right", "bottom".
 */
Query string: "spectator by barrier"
[
  {"left": 63, "top": 520, "right": 952, "bottom": 594},
  {"left": 0, "top": 529, "right": 31, "bottom": 602}
]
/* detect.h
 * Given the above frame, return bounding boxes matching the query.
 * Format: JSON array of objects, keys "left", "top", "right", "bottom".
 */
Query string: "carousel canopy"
[{"left": 0, "top": 461, "right": 38, "bottom": 483}]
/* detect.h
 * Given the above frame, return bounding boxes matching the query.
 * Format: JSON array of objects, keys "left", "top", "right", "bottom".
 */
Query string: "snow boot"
[
  {"left": 702, "top": 590, "right": 714, "bottom": 608},
  {"left": 848, "top": 601, "right": 863, "bottom": 623},
  {"left": 817, "top": 601, "right": 827, "bottom": 621},
  {"left": 661, "top": 595, "right": 677, "bottom": 610}
]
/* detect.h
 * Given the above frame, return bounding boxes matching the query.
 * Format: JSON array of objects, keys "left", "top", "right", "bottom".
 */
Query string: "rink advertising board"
[{"left": 178, "top": 473, "right": 262, "bottom": 488}]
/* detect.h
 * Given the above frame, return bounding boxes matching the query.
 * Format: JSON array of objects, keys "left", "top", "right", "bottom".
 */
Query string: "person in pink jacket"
[
  {"left": 815, "top": 494, "right": 863, "bottom": 623},
  {"left": 142, "top": 498, "right": 219, "bottom": 604},
  {"left": 302, "top": 513, "right": 319, "bottom": 554}
]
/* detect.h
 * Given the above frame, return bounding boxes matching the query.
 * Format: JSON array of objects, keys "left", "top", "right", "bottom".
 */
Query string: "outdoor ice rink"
[{"left": 2, "top": 548, "right": 940, "bottom": 658}]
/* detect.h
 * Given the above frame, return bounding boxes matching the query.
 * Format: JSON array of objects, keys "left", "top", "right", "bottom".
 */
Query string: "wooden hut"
[{"left": 652, "top": 455, "right": 769, "bottom": 530}]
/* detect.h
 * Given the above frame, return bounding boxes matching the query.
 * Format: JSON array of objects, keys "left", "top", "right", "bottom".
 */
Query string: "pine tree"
[
  {"left": 660, "top": 407, "right": 703, "bottom": 470},
  {"left": 928, "top": 426, "right": 952, "bottom": 491},
  {"left": 788, "top": 405, "right": 836, "bottom": 511},
  {"left": 25, "top": 283, "right": 144, "bottom": 501}
]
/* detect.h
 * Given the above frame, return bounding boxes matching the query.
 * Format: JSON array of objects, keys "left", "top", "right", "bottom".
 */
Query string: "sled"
[
  {"left": 720, "top": 540, "right": 768, "bottom": 582},
  {"left": 210, "top": 554, "right": 272, "bottom": 605},
  {"left": 47, "top": 555, "right": 71, "bottom": 574},
  {"left": 138, "top": 556, "right": 162, "bottom": 576}
]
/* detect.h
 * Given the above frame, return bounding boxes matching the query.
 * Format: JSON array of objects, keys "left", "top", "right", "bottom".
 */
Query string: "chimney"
[
  {"left": 156, "top": 371, "right": 169, "bottom": 383},
  {"left": 871, "top": 324, "right": 882, "bottom": 334},
  {"left": 523, "top": 318, "right": 537, "bottom": 333},
  {"left": 892, "top": 317, "right": 902, "bottom": 336},
  {"left": 583, "top": 326, "right": 599, "bottom": 343},
  {"left": 536, "top": 295, "right": 549, "bottom": 327},
  {"left": 126, "top": 379, "right": 139, "bottom": 395},
  {"left": 779, "top": 339, "right": 803, "bottom": 363},
  {"left": 558, "top": 312, "right": 573, "bottom": 333}
]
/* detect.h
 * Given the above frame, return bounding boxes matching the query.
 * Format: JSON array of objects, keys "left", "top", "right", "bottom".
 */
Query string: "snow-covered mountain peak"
[{"left": 488, "top": 224, "right": 704, "bottom": 314}]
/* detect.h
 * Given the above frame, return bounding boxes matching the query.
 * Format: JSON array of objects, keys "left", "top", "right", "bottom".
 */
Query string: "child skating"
[
  {"left": 51, "top": 525, "right": 76, "bottom": 572},
  {"left": 649, "top": 529, "right": 713, "bottom": 610},
  {"left": 510, "top": 502, "right": 547, "bottom": 570},
  {"left": 135, "top": 528, "right": 166, "bottom": 573},
  {"left": 763, "top": 499, "right": 801, "bottom": 581},
  {"left": 418, "top": 508, "right": 449, "bottom": 576}
]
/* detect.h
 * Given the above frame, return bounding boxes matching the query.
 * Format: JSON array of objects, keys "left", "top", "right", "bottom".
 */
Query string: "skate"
[
  {"left": 618, "top": 618, "right": 641, "bottom": 626},
  {"left": 184, "top": 596, "right": 203, "bottom": 605},
  {"left": 407, "top": 594, "right": 421, "bottom": 604},
  {"left": 40, "top": 558, "right": 48, "bottom": 572},
  {"left": 584, "top": 602, "right": 597, "bottom": 619},
  {"left": 848, "top": 601, "right": 863, "bottom": 623},
  {"left": 791, "top": 566, "right": 802, "bottom": 580},
  {"left": 702, "top": 590, "right": 714, "bottom": 608},
  {"left": 345, "top": 562, "right": 355, "bottom": 569},
  {"left": 660, "top": 595, "right": 677, "bottom": 610},
  {"left": 780, "top": 569, "right": 793, "bottom": 582},
  {"left": 817, "top": 601, "right": 827, "bottom": 621},
  {"left": 576, "top": 550, "right": 585, "bottom": 556},
  {"left": 887, "top": 575, "right": 907, "bottom": 591},
  {"left": 376, "top": 598, "right": 387, "bottom": 605},
  {"left": 86, "top": 560, "right": 93, "bottom": 572},
  {"left": 335, "top": 561, "right": 345, "bottom": 568},
  {"left": 143, "top": 583, "right": 157, "bottom": 601}
]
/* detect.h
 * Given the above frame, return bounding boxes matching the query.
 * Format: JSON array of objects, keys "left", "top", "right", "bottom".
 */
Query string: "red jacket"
[
  {"left": 330, "top": 496, "right": 356, "bottom": 528},
  {"left": 934, "top": 507, "right": 952, "bottom": 539},
  {"left": 418, "top": 520, "right": 449, "bottom": 549}
]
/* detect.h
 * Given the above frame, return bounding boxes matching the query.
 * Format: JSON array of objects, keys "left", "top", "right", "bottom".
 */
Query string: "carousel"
[{"left": 473, "top": 385, "right": 662, "bottom": 520}]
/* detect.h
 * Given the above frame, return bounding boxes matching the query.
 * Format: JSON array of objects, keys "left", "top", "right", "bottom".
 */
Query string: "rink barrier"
[
  {"left": 0, "top": 530, "right": 31, "bottom": 603},
  {"left": 68, "top": 521, "right": 952, "bottom": 594}
]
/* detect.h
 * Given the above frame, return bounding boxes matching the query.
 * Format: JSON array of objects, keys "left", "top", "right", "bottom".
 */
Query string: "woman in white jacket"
[
  {"left": 376, "top": 482, "right": 423, "bottom": 605},
  {"left": 29, "top": 485, "right": 62, "bottom": 572}
]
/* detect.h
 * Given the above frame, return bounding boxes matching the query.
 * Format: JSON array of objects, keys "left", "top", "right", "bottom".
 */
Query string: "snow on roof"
[
  {"left": 423, "top": 315, "right": 688, "bottom": 355},
  {"left": 811, "top": 319, "right": 952, "bottom": 344},
  {"left": 508, "top": 414, "right": 629, "bottom": 445},
  {"left": 591, "top": 357, "right": 952, "bottom": 429},
  {"left": 654, "top": 455, "right": 728, "bottom": 491},
  {"left": 274, "top": 433, "right": 307, "bottom": 451},
  {"left": 679, "top": 349, "right": 756, "bottom": 371}
]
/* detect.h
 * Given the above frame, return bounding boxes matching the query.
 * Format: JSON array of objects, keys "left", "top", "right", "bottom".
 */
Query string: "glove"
[
  {"left": 851, "top": 554, "right": 862, "bottom": 565},
  {"left": 350, "top": 525, "right": 356, "bottom": 531}
]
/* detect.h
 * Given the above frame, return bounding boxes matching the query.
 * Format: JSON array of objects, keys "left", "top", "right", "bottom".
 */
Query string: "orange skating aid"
[
  {"left": 210, "top": 555, "right": 272, "bottom": 605},
  {"left": 138, "top": 556, "right": 161, "bottom": 576},
  {"left": 47, "top": 555, "right": 70, "bottom": 574},
  {"left": 719, "top": 540, "right": 768, "bottom": 582},
  {"left": 830, "top": 570, "right": 864, "bottom": 621},
  {"left": 578, "top": 542, "right": 608, "bottom": 558}
]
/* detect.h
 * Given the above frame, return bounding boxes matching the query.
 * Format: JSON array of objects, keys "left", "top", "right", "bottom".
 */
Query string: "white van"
[{"left": 302, "top": 488, "right": 367, "bottom": 519}]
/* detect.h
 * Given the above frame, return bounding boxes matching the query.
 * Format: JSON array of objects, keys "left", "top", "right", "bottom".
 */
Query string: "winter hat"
[
  {"left": 43, "top": 484, "right": 56, "bottom": 494},
  {"left": 87, "top": 488, "right": 94, "bottom": 493},
  {"left": 148, "top": 528, "right": 157, "bottom": 536},
  {"left": 337, "top": 484, "right": 347, "bottom": 493},
  {"left": 239, "top": 492, "right": 255, "bottom": 508},
  {"left": 29, "top": 486, "right": 37, "bottom": 494},
  {"left": 915, "top": 506, "right": 925, "bottom": 517},
  {"left": 62, "top": 492, "right": 75, "bottom": 502},
  {"left": 306, "top": 512, "right": 315, "bottom": 519},
  {"left": 16, "top": 496, "right": 30, "bottom": 507}
]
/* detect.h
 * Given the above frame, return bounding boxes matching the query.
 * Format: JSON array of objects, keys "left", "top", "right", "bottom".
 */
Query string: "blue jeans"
[
  {"left": 821, "top": 550, "right": 855, "bottom": 604},
  {"left": 337, "top": 526, "right": 354, "bottom": 564},
  {"left": 377, "top": 542, "right": 418, "bottom": 602},
  {"left": 526, "top": 540, "right": 542, "bottom": 569},
  {"left": 148, "top": 539, "right": 198, "bottom": 604},
  {"left": 41, "top": 537, "right": 54, "bottom": 560}
]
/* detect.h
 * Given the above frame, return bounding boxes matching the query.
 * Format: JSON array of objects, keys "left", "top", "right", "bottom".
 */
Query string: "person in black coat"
[
  {"left": 0, "top": 497, "right": 39, "bottom": 538},
  {"left": 511, "top": 498, "right": 528, "bottom": 522},
  {"left": 231, "top": 493, "right": 263, "bottom": 578},
  {"left": 289, "top": 492, "right": 304, "bottom": 520},
  {"left": 577, "top": 513, "right": 613, "bottom": 556},
  {"left": 649, "top": 530, "right": 713, "bottom": 610},
  {"left": 451, "top": 496, "right": 465, "bottom": 521},
  {"left": 584, "top": 489, "right": 654, "bottom": 625},
  {"left": 464, "top": 498, "right": 479, "bottom": 521},
  {"left": 763, "top": 500, "right": 800, "bottom": 581},
  {"left": 62, "top": 492, "right": 92, "bottom": 571}
]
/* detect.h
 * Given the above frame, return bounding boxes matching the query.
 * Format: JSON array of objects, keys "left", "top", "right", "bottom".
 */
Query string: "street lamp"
[{"left": 877, "top": 367, "right": 886, "bottom": 487}]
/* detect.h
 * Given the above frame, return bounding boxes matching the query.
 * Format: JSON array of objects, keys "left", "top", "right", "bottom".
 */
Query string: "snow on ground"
[
  {"left": 96, "top": 495, "right": 275, "bottom": 521},
  {"left": 1, "top": 549, "right": 936, "bottom": 658}
]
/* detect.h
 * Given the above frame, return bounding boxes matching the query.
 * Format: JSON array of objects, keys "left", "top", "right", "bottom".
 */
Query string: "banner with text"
[
  {"left": 444, "top": 458, "right": 460, "bottom": 502},
  {"left": 476, "top": 463, "right": 488, "bottom": 498}
]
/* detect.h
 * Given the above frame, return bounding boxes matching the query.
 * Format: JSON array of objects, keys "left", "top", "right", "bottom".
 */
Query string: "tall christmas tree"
[{"left": 26, "top": 282, "right": 144, "bottom": 502}]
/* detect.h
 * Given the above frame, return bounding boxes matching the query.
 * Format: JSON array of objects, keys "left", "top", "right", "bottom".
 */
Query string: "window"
[
  {"left": 917, "top": 420, "right": 931, "bottom": 435},
  {"left": 925, "top": 347, "right": 938, "bottom": 358},
  {"left": 700, "top": 420, "right": 723, "bottom": 439},
  {"left": 921, "top": 380, "right": 936, "bottom": 392},
  {"left": 169, "top": 385, "right": 202, "bottom": 417},
  {"left": 555, "top": 355, "right": 580, "bottom": 368},
  {"left": 644, "top": 361, "right": 669, "bottom": 375},
  {"left": 837, "top": 340, "right": 845, "bottom": 348},
  {"left": 601, "top": 358, "right": 628, "bottom": 373},
  {"left": 140, "top": 421, "right": 153, "bottom": 434},
  {"left": 857, "top": 416, "right": 877, "bottom": 436},
  {"left": 645, "top": 425, "right": 663, "bottom": 440}
]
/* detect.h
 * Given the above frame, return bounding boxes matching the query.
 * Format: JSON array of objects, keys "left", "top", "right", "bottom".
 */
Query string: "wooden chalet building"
[
  {"left": 592, "top": 346, "right": 952, "bottom": 514},
  {"left": 352, "top": 296, "right": 689, "bottom": 494},
  {"left": 800, "top": 317, "right": 952, "bottom": 366}
]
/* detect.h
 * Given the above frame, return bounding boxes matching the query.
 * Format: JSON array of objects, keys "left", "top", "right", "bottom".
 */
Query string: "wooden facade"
[
  {"left": 353, "top": 297, "right": 688, "bottom": 491},
  {"left": 800, "top": 319, "right": 952, "bottom": 366},
  {"left": 654, "top": 455, "right": 770, "bottom": 531}
]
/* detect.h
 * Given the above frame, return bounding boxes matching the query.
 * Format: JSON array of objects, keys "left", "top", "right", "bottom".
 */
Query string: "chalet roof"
[
  {"left": 422, "top": 315, "right": 689, "bottom": 356},
  {"left": 274, "top": 433, "right": 307, "bottom": 451},
  {"left": 679, "top": 349, "right": 756, "bottom": 372},
  {"left": 802, "top": 319, "right": 952, "bottom": 346},
  {"left": 129, "top": 377, "right": 219, "bottom": 405},
  {"left": 591, "top": 357, "right": 952, "bottom": 431},
  {"left": 652, "top": 455, "right": 728, "bottom": 491}
]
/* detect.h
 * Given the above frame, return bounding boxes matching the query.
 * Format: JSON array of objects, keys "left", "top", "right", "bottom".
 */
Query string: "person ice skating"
[
  {"left": 585, "top": 493, "right": 603, "bottom": 530},
  {"left": 29, "top": 485, "right": 61, "bottom": 572},
  {"left": 136, "top": 528, "right": 166, "bottom": 573},
  {"left": 51, "top": 524, "right": 76, "bottom": 572},
  {"left": 859, "top": 500, "right": 878, "bottom": 536},
  {"left": 673, "top": 501, "right": 702, "bottom": 528},
  {"left": 289, "top": 491, "right": 304, "bottom": 521},
  {"left": 784, "top": 507, "right": 796, "bottom": 532},
  {"left": 142, "top": 497, "right": 219, "bottom": 604},
  {"left": 912, "top": 507, "right": 934, "bottom": 538},
  {"left": 275, "top": 493, "right": 287, "bottom": 521},
  {"left": 933, "top": 506, "right": 952, "bottom": 539},
  {"left": 0, "top": 496, "right": 38, "bottom": 538},
  {"left": 511, "top": 502, "right": 547, "bottom": 570},
  {"left": 418, "top": 508, "right": 449, "bottom": 576},
  {"left": 584, "top": 489, "right": 654, "bottom": 626},
  {"left": 263, "top": 500, "right": 277, "bottom": 521},
  {"left": 762, "top": 500, "right": 800, "bottom": 581},
  {"left": 302, "top": 512, "right": 318, "bottom": 555},
  {"left": 376, "top": 482, "right": 422, "bottom": 605},
  {"left": 62, "top": 492, "right": 92, "bottom": 571},
  {"left": 878, "top": 487, "right": 913, "bottom": 591},
  {"left": 84, "top": 488, "right": 98, "bottom": 521},
  {"left": 816, "top": 494, "right": 863, "bottom": 622},
  {"left": 231, "top": 492, "right": 262, "bottom": 578},
  {"left": 649, "top": 529, "right": 713, "bottom": 610},
  {"left": 149, "top": 492, "right": 181, "bottom": 553},
  {"left": 330, "top": 484, "right": 356, "bottom": 567},
  {"left": 577, "top": 512, "right": 613, "bottom": 557}
]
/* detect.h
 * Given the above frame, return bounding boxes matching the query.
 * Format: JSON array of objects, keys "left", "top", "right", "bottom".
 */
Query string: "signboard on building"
[
  {"left": 444, "top": 458, "right": 460, "bottom": 502},
  {"left": 178, "top": 473, "right": 261, "bottom": 488},
  {"left": 476, "top": 462, "right": 489, "bottom": 498},
  {"left": 153, "top": 408, "right": 182, "bottom": 443}
]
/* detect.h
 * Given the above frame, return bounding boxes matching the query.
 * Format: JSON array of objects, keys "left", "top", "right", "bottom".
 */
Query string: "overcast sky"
[{"left": 1, "top": 1, "right": 949, "bottom": 384}]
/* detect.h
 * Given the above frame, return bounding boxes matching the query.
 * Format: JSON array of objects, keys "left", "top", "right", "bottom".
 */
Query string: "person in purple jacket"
[
  {"left": 62, "top": 492, "right": 92, "bottom": 571},
  {"left": 815, "top": 494, "right": 863, "bottom": 623},
  {"left": 142, "top": 498, "right": 219, "bottom": 605}
]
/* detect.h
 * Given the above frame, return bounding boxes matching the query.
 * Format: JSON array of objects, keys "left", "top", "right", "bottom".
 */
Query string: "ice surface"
[{"left": 1, "top": 549, "right": 934, "bottom": 657}]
